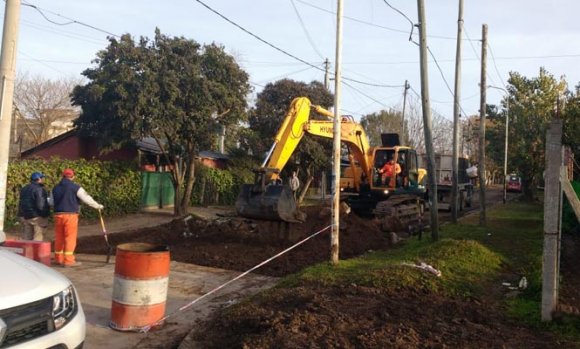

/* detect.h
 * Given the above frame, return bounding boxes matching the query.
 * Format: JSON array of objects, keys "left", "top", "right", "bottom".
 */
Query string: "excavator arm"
[
  {"left": 236, "top": 96, "right": 374, "bottom": 223},
  {"left": 262, "top": 97, "right": 372, "bottom": 188}
]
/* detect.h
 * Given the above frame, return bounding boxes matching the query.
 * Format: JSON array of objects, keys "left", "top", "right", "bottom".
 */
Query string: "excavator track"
[{"left": 373, "top": 195, "right": 424, "bottom": 236}]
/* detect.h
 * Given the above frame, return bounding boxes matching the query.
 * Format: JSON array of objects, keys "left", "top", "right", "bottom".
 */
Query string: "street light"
[{"left": 487, "top": 85, "right": 509, "bottom": 203}]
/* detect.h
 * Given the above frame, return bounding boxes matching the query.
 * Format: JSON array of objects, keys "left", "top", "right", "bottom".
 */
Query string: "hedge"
[
  {"left": 190, "top": 159, "right": 256, "bottom": 206},
  {"left": 6, "top": 159, "right": 141, "bottom": 228},
  {"left": 6, "top": 155, "right": 260, "bottom": 228}
]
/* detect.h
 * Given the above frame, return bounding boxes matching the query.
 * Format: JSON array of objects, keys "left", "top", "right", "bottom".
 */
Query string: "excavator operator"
[{"left": 379, "top": 158, "right": 401, "bottom": 187}]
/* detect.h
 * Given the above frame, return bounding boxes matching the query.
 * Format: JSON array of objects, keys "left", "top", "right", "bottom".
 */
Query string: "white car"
[{"left": 0, "top": 248, "right": 86, "bottom": 348}]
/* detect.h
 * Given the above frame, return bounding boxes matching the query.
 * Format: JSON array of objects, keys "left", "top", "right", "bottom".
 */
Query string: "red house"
[{"left": 20, "top": 130, "right": 137, "bottom": 161}]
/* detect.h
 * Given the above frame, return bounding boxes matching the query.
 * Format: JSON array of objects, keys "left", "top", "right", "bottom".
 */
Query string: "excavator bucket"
[{"left": 235, "top": 183, "right": 306, "bottom": 223}]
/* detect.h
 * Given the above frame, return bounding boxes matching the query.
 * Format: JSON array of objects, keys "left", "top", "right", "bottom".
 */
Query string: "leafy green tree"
[
  {"left": 563, "top": 84, "right": 580, "bottom": 179},
  {"left": 494, "top": 68, "right": 567, "bottom": 199},
  {"left": 72, "top": 29, "right": 250, "bottom": 215},
  {"left": 247, "top": 79, "right": 333, "bottom": 198},
  {"left": 360, "top": 109, "right": 404, "bottom": 147}
]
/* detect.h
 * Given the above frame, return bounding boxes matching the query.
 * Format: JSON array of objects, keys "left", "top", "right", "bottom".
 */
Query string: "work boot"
[{"left": 63, "top": 261, "right": 82, "bottom": 268}]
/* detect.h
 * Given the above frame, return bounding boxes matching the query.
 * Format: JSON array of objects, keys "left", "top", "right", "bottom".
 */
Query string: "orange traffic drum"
[{"left": 109, "top": 243, "right": 170, "bottom": 331}]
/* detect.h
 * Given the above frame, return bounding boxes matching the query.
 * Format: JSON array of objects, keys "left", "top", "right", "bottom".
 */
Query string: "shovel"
[{"left": 98, "top": 209, "right": 113, "bottom": 263}]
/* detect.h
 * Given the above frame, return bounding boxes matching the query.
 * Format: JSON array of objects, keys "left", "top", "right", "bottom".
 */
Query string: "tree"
[
  {"left": 248, "top": 79, "right": 334, "bottom": 199},
  {"left": 13, "top": 74, "right": 83, "bottom": 146},
  {"left": 72, "top": 29, "right": 250, "bottom": 215},
  {"left": 360, "top": 109, "right": 404, "bottom": 147},
  {"left": 497, "top": 68, "right": 567, "bottom": 199},
  {"left": 563, "top": 84, "right": 580, "bottom": 179},
  {"left": 370, "top": 94, "right": 454, "bottom": 155}
]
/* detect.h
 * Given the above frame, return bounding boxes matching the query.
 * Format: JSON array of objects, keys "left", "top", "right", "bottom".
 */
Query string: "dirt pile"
[
  {"left": 192, "top": 285, "right": 565, "bottom": 349},
  {"left": 77, "top": 205, "right": 390, "bottom": 277}
]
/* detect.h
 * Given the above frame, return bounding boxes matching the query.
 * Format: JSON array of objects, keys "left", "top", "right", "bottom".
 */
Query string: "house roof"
[
  {"left": 20, "top": 129, "right": 77, "bottom": 157},
  {"left": 136, "top": 137, "right": 162, "bottom": 154},
  {"left": 198, "top": 150, "right": 229, "bottom": 160}
]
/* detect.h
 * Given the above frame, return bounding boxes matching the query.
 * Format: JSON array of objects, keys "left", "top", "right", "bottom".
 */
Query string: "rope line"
[{"left": 139, "top": 223, "right": 334, "bottom": 333}]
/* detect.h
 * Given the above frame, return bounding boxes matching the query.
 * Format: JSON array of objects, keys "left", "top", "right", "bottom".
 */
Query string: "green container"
[{"left": 141, "top": 172, "right": 175, "bottom": 209}]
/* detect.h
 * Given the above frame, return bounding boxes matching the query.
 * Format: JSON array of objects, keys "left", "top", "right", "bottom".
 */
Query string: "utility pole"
[
  {"left": 324, "top": 58, "right": 331, "bottom": 90},
  {"left": 401, "top": 80, "right": 409, "bottom": 144},
  {"left": 478, "top": 24, "right": 488, "bottom": 227},
  {"left": 451, "top": 0, "right": 464, "bottom": 223},
  {"left": 330, "top": 0, "right": 343, "bottom": 264},
  {"left": 0, "top": 0, "right": 21, "bottom": 244},
  {"left": 541, "top": 119, "right": 563, "bottom": 321},
  {"left": 417, "top": 0, "right": 439, "bottom": 240}
]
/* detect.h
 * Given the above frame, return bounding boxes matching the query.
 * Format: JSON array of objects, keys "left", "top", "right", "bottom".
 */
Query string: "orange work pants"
[{"left": 54, "top": 213, "right": 79, "bottom": 266}]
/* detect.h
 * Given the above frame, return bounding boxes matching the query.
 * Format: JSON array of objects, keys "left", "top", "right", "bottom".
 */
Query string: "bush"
[
  {"left": 562, "top": 180, "right": 580, "bottom": 235},
  {"left": 190, "top": 155, "right": 258, "bottom": 206},
  {"left": 6, "top": 159, "right": 141, "bottom": 228}
]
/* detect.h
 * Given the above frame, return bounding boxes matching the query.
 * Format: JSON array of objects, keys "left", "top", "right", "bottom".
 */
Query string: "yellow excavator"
[{"left": 236, "top": 97, "right": 427, "bottom": 233}]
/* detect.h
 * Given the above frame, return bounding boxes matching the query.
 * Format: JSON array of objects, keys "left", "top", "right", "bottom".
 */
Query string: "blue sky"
[{"left": 7, "top": 0, "right": 580, "bottom": 121}]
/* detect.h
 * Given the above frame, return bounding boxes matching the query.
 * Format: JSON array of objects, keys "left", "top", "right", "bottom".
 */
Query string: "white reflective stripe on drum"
[{"left": 112, "top": 276, "right": 169, "bottom": 306}]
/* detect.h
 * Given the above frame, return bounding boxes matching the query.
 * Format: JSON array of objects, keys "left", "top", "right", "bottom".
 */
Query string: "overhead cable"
[
  {"left": 21, "top": 1, "right": 119, "bottom": 37},
  {"left": 193, "top": 0, "right": 403, "bottom": 88},
  {"left": 289, "top": 0, "right": 325, "bottom": 60}
]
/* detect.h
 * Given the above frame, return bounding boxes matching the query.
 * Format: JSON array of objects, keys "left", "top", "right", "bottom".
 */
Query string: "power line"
[
  {"left": 255, "top": 65, "right": 318, "bottom": 85},
  {"left": 21, "top": 1, "right": 119, "bottom": 38},
  {"left": 193, "top": 0, "right": 403, "bottom": 88},
  {"left": 193, "top": 0, "right": 320, "bottom": 70},
  {"left": 343, "top": 80, "right": 389, "bottom": 108},
  {"left": 18, "top": 50, "right": 69, "bottom": 75},
  {"left": 289, "top": 0, "right": 325, "bottom": 60},
  {"left": 488, "top": 43, "right": 507, "bottom": 89},
  {"left": 426, "top": 46, "right": 468, "bottom": 117},
  {"left": 295, "top": 0, "right": 468, "bottom": 41},
  {"left": 21, "top": 18, "right": 107, "bottom": 46},
  {"left": 462, "top": 23, "right": 498, "bottom": 88},
  {"left": 381, "top": 0, "right": 415, "bottom": 42}
]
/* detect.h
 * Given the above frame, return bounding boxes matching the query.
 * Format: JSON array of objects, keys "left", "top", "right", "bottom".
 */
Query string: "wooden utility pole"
[
  {"left": 401, "top": 80, "right": 409, "bottom": 144},
  {"left": 330, "top": 0, "right": 343, "bottom": 264},
  {"left": 478, "top": 24, "right": 488, "bottom": 227},
  {"left": 417, "top": 0, "right": 439, "bottom": 240},
  {"left": 324, "top": 58, "right": 330, "bottom": 90},
  {"left": 541, "top": 119, "right": 563, "bottom": 321},
  {"left": 451, "top": 0, "right": 464, "bottom": 223},
  {"left": 0, "top": 0, "right": 21, "bottom": 243}
]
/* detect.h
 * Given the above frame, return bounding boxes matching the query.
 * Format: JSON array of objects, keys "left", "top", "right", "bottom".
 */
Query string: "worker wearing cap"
[
  {"left": 50, "top": 168, "right": 104, "bottom": 267},
  {"left": 17, "top": 172, "right": 50, "bottom": 241}
]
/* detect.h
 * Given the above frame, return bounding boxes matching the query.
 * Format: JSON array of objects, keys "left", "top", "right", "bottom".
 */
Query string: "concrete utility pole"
[
  {"left": 330, "top": 0, "right": 343, "bottom": 264},
  {"left": 478, "top": 24, "right": 488, "bottom": 227},
  {"left": 0, "top": 0, "right": 21, "bottom": 244},
  {"left": 417, "top": 0, "right": 439, "bottom": 240},
  {"left": 541, "top": 119, "right": 563, "bottom": 321},
  {"left": 401, "top": 80, "right": 409, "bottom": 144},
  {"left": 324, "top": 58, "right": 331, "bottom": 90},
  {"left": 451, "top": 0, "right": 464, "bottom": 223}
]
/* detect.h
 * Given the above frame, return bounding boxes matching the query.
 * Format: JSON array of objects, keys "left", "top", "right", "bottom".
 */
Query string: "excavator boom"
[{"left": 236, "top": 96, "right": 426, "bottom": 233}]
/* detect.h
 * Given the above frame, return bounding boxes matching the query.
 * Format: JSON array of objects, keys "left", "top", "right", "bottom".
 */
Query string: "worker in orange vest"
[
  {"left": 50, "top": 168, "right": 104, "bottom": 267},
  {"left": 379, "top": 158, "right": 401, "bottom": 187}
]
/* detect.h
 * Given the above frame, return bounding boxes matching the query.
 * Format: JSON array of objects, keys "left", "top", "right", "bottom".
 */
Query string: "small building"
[
  {"left": 20, "top": 129, "right": 137, "bottom": 161},
  {"left": 197, "top": 150, "right": 229, "bottom": 169}
]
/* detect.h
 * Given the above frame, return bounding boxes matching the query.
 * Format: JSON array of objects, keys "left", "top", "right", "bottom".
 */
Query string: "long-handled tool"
[{"left": 98, "top": 210, "right": 113, "bottom": 263}]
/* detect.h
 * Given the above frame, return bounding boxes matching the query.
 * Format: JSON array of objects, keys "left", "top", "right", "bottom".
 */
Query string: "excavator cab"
[{"left": 371, "top": 147, "right": 424, "bottom": 191}]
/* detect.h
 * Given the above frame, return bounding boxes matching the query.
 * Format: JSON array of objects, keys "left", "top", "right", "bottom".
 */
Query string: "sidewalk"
[
  {"left": 60, "top": 254, "right": 277, "bottom": 349},
  {"left": 5, "top": 206, "right": 235, "bottom": 241},
  {"left": 9, "top": 205, "right": 271, "bottom": 348}
]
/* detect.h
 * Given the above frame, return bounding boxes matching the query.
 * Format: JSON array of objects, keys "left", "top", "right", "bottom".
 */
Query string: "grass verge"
[{"left": 279, "top": 201, "right": 580, "bottom": 341}]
